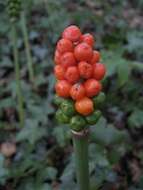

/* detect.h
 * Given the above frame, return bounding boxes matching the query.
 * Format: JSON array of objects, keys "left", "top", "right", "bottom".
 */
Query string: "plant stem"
[
  {"left": 43, "top": 0, "right": 49, "bottom": 12},
  {"left": 12, "top": 23, "right": 24, "bottom": 128},
  {"left": 131, "top": 61, "right": 143, "bottom": 70},
  {"left": 72, "top": 130, "right": 90, "bottom": 190},
  {"left": 21, "top": 11, "right": 34, "bottom": 83}
]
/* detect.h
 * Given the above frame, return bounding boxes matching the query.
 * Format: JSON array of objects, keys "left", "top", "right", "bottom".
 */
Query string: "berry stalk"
[
  {"left": 21, "top": 11, "right": 34, "bottom": 84},
  {"left": 72, "top": 130, "right": 90, "bottom": 190},
  {"left": 11, "top": 23, "right": 25, "bottom": 128},
  {"left": 8, "top": 0, "right": 25, "bottom": 127}
]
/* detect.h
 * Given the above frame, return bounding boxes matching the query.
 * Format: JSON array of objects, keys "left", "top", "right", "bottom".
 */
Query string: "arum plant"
[
  {"left": 21, "top": 10, "right": 34, "bottom": 84},
  {"left": 7, "top": 0, "right": 24, "bottom": 127},
  {"left": 54, "top": 25, "right": 106, "bottom": 190}
]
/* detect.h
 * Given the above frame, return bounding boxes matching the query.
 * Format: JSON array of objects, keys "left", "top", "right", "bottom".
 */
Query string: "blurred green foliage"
[{"left": 0, "top": 0, "right": 143, "bottom": 189}]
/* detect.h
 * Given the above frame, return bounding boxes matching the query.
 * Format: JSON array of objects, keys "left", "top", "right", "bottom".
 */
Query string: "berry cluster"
[
  {"left": 7, "top": 0, "right": 21, "bottom": 22},
  {"left": 54, "top": 25, "right": 106, "bottom": 131}
]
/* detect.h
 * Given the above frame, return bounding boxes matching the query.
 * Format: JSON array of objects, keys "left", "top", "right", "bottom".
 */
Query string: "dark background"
[{"left": 0, "top": 0, "right": 143, "bottom": 189}]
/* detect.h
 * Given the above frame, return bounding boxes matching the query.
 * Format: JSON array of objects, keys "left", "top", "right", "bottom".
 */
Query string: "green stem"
[
  {"left": 131, "top": 61, "right": 143, "bottom": 70},
  {"left": 72, "top": 131, "right": 90, "bottom": 190},
  {"left": 43, "top": 0, "right": 49, "bottom": 12},
  {"left": 12, "top": 23, "right": 25, "bottom": 128},
  {"left": 21, "top": 11, "right": 34, "bottom": 83}
]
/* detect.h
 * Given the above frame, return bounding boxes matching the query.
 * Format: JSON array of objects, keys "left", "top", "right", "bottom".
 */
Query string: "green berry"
[
  {"left": 55, "top": 109, "right": 70, "bottom": 124},
  {"left": 70, "top": 115, "right": 87, "bottom": 132},
  {"left": 7, "top": 0, "right": 21, "bottom": 22},
  {"left": 86, "top": 110, "right": 101, "bottom": 125},
  {"left": 60, "top": 99, "right": 76, "bottom": 117},
  {"left": 53, "top": 95, "right": 64, "bottom": 106},
  {"left": 93, "top": 92, "right": 106, "bottom": 108}
]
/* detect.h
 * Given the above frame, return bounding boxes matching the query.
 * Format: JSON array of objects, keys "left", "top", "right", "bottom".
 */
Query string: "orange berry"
[
  {"left": 93, "top": 63, "right": 106, "bottom": 80},
  {"left": 65, "top": 66, "right": 80, "bottom": 84},
  {"left": 55, "top": 80, "right": 71, "bottom": 98},
  {"left": 78, "top": 61, "right": 93, "bottom": 79},
  {"left": 62, "top": 25, "right": 81, "bottom": 42},
  {"left": 91, "top": 50, "right": 100, "bottom": 64},
  {"left": 56, "top": 38, "right": 73, "bottom": 54},
  {"left": 61, "top": 52, "right": 76, "bottom": 69},
  {"left": 54, "top": 50, "right": 61, "bottom": 65},
  {"left": 70, "top": 83, "right": 85, "bottom": 100},
  {"left": 81, "top": 33, "right": 94, "bottom": 47},
  {"left": 75, "top": 97, "right": 94, "bottom": 116},
  {"left": 54, "top": 65, "right": 65, "bottom": 80},
  {"left": 74, "top": 42, "right": 93, "bottom": 62},
  {"left": 84, "top": 79, "right": 102, "bottom": 97}
]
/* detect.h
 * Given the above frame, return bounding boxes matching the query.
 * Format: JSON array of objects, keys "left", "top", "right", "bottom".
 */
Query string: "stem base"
[{"left": 72, "top": 129, "right": 90, "bottom": 190}]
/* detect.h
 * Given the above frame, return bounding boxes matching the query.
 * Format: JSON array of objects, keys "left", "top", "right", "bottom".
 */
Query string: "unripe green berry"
[
  {"left": 60, "top": 99, "right": 76, "bottom": 117},
  {"left": 7, "top": 0, "right": 21, "bottom": 22},
  {"left": 55, "top": 109, "right": 70, "bottom": 124},
  {"left": 86, "top": 110, "right": 101, "bottom": 125},
  {"left": 93, "top": 92, "right": 106, "bottom": 108},
  {"left": 70, "top": 115, "right": 87, "bottom": 132},
  {"left": 53, "top": 95, "right": 65, "bottom": 106}
]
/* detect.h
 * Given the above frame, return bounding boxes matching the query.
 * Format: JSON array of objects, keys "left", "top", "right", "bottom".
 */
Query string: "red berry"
[
  {"left": 56, "top": 38, "right": 73, "bottom": 54},
  {"left": 61, "top": 52, "right": 76, "bottom": 69},
  {"left": 54, "top": 65, "right": 65, "bottom": 80},
  {"left": 81, "top": 33, "right": 94, "bottom": 47},
  {"left": 62, "top": 25, "right": 81, "bottom": 42},
  {"left": 70, "top": 83, "right": 85, "bottom": 100},
  {"left": 55, "top": 80, "right": 71, "bottom": 98},
  {"left": 91, "top": 50, "right": 100, "bottom": 64},
  {"left": 54, "top": 50, "right": 61, "bottom": 65},
  {"left": 75, "top": 97, "right": 94, "bottom": 116},
  {"left": 65, "top": 66, "right": 80, "bottom": 84},
  {"left": 78, "top": 61, "right": 93, "bottom": 79},
  {"left": 74, "top": 43, "right": 93, "bottom": 62},
  {"left": 84, "top": 79, "right": 102, "bottom": 97},
  {"left": 93, "top": 63, "right": 106, "bottom": 80}
]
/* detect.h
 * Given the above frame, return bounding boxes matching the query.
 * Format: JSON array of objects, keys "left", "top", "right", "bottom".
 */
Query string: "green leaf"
[
  {"left": 39, "top": 184, "right": 52, "bottom": 190},
  {"left": 128, "top": 109, "right": 143, "bottom": 128},
  {"left": 117, "top": 59, "right": 131, "bottom": 86},
  {"left": 126, "top": 31, "right": 143, "bottom": 61},
  {"left": 89, "top": 144, "right": 109, "bottom": 168},
  {"left": 0, "top": 56, "right": 13, "bottom": 67},
  {"left": 0, "top": 154, "right": 9, "bottom": 185},
  {"left": 60, "top": 156, "right": 75, "bottom": 182},
  {"left": 16, "top": 178, "right": 36, "bottom": 190},
  {"left": 60, "top": 155, "right": 77, "bottom": 190},
  {"left": 101, "top": 50, "right": 117, "bottom": 77},
  {"left": 34, "top": 74, "right": 47, "bottom": 86},
  {"left": 101, "top": 50, "right": 131, "bottom": 86},
  {"left": 0, "top": 97, "right": 16, "bottom": 109},
  {"left": 39, "top": 167, "right": 57, "bottom": 181},
  {"left": 16, "top": 119, "right": 47, "bottom": 144},
  {"left": 90, "top": 117, "right": 128, "bottom": 146},
  {"left": 53, "top": 125, "right": 69, "bottom": 147}
]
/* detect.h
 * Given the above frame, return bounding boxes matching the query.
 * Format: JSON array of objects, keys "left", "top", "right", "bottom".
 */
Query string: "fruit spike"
[
  {"left": 54, "top": 25, "right": 106, "bottom": 116},
  {"left": 7, "top": 0, "right": 21, "bottom": 22}
]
